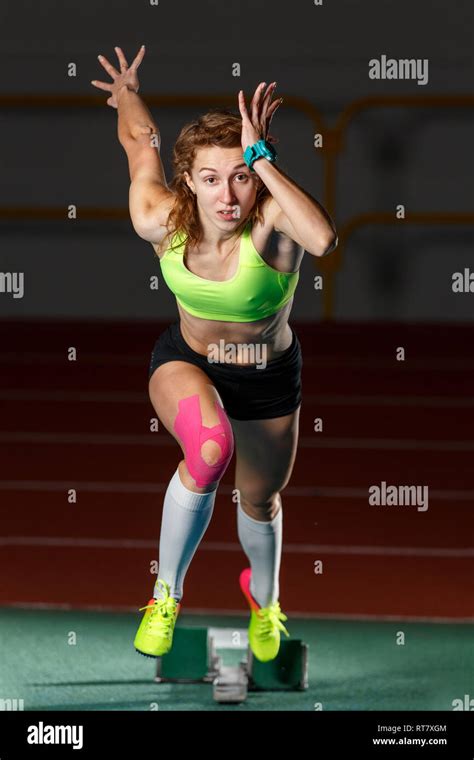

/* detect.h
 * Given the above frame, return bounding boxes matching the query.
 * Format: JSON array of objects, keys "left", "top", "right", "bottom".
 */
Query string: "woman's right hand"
[{"left": 91, "top": 45, "right": 146, "bottom": 109}]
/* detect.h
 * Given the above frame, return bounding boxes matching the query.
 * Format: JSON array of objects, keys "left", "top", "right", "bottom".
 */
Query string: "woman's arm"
[
  {"left": 92, "top": 46, "right": 163, "bottom": 165},
  {"left": 92, "top": 46, "right": 175, "bottom": 243},
  {"left": 118, "top": 90, "right": 175, "bottom": 243},
  {"left": 238, "top": 83, "right": 337, "bottom": 257},
  {"left": 116, "top": 85, "right": 159, "bottom": 145},
  {"left": 253, "top": 160, "right": 338, "bottom": 257}
]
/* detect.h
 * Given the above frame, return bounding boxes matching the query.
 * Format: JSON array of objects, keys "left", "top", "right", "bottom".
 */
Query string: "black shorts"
[{"left": 148, "top": 320, "right": 303, "bottom": 421}]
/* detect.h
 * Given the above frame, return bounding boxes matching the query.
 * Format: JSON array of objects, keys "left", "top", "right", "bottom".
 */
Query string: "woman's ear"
[{"left": 183, "top": 171, "right": 196, "bottom": 194}]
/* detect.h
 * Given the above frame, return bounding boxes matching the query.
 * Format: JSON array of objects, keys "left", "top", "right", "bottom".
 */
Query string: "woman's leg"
[
  {"left": 231, "top": 406, "right": 301, "bottom": 607},
  {"left": 148, "top": 360, "right": 235, "bottom": 600}
]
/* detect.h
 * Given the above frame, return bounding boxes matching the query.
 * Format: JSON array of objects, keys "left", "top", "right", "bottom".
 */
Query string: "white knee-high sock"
[
  {"left": 237, "top": 498, "right": 283, "bottom": 608},
  {"left": 153, "top": 466, "right": 216, "bottom": 601}
]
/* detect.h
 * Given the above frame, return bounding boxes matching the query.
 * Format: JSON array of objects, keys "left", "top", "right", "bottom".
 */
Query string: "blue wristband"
[{"left": 243, "top": 139, "right": 277, "bottom": 172}]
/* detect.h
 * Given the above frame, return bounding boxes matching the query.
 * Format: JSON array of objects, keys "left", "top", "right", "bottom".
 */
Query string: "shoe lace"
[
  {"left": 138, "top": 580, "right": 177, "bottom": 637},
  {"left": 255, "top": 601, "right": 290, "bottom": 640}
]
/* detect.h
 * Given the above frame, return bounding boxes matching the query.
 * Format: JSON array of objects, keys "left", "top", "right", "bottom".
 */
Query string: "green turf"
[{"left": 0, "top": 608, "right": 472, "bottom": 711}]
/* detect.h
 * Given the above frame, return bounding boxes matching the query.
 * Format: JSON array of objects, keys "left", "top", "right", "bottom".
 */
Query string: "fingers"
[
  {"left": 265, "top": 104, "right": 279, "bottom": 138},
  {"left": 237, "top": 90, "right": 250, "bottom": 120},
  {"left": 130, "top": 44, "right": 146, "bottom": 71},
  {"left": 247, "top": 81, "right": 279, "bottom": 135},
  {"left": 97, "top": 54, "right": 120, "bottom": 80},
  {"left": 91, "top": 79, "right": 113, "bottom": 92},
  {"left": 250, "top": 82, "right": 267, "bottom": 124},
  {"left": 259, "top": 83, "right": 281, "bottom": 139},
  {"left": 262, "top": 82, "right": 277, "bottom": 107},
  {"left": 114, "top": 46, "right": 129, "bottom": 70},
  {"left": 239, "top": 83, "right": 281, "bottom": 130},
  {"left": 267, "top": 96, "right": 283, "bottom": 118},
  {"left": 246, "top": 84, "right": 258, "bottom": 120},
  {"left": 261, "top": 83, "right": 280, "bottom": 124}
]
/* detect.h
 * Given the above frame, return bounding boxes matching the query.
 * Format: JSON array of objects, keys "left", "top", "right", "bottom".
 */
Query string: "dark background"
[{"left": 0, "top": 0, "right": 472, "bottom": 321}]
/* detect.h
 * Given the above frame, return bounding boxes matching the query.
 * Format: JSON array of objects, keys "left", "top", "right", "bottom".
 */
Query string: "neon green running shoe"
[
  {"left": 239, "top": 567, "right": 290, "bottom": 662},
  {"left": 134, "top": 579, "right": 181, "bottom": 658}
]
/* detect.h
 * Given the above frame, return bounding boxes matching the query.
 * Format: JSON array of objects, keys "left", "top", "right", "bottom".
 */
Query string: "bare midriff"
[{"left": 177, "top": 297, "right": 294, "bottom": 365}]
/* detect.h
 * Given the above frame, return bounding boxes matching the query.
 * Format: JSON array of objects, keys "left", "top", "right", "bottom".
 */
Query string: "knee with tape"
[{"left": 173, "top": 393, "right": 234, "bottom": 488}]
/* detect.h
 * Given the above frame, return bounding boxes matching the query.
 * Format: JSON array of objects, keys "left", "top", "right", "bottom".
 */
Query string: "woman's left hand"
[{"left": 238, "top": 82, "right": 283, "bottom": 153}]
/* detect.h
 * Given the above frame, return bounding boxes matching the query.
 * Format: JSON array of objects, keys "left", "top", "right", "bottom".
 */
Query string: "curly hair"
[{"left": 154, "top": 108, "right": 271, "bottom": 258}]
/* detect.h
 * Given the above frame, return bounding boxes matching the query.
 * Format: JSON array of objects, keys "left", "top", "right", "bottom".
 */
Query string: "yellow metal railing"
[{"left": 317, "top": 94, "right": 474, "bottom": 317}]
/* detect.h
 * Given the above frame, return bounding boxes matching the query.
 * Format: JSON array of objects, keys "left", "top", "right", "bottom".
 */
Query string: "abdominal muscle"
[{"left": 177, "top": 297, "right": 294, "bottom": 366}]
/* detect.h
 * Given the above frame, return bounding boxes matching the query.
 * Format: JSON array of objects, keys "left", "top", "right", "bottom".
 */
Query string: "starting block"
[
  {"left": 247, "top": 639, "right": 309, "bottom": 691},
  {"left": 154, "top": 626, "right": 308, "bottom": 703},
  {"left": 154, "top": 627, "right": 221, "bottom": 683}
]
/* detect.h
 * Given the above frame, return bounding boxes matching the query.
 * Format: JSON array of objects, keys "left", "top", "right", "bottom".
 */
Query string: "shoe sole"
[{"left": 135, "top": 648, "right": 161, "bottom": 659}]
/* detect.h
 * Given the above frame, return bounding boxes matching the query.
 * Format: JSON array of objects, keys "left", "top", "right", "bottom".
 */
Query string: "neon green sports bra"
[{"left": 158, "top": 220, "right": 299, "bottom": 322}]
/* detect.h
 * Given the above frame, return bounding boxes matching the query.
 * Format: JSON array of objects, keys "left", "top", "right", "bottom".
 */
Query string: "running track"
[{"left": 1, "top": 320, "right": 472, "bottom": 621}]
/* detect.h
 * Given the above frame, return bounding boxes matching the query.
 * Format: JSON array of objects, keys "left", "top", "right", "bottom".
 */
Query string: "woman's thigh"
[
  {"left": 148, "top": 360, "right": 235, "bottom": 492},
  {"left": 230, "top": 405, "right": 301, "bottom": 514}
]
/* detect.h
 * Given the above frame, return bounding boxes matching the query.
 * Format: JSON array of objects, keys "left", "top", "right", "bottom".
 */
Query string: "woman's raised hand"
[
  {"left": 238, "top": 82, "right": 282, "bottom": 152},
  {"left": 91, "top": 45, "right": 146, "bottom": 109}
]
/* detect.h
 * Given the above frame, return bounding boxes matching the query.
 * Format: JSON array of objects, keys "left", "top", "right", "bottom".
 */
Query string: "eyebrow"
[{"left": 198, "top": 163, "right": 248, "bottom": 173}]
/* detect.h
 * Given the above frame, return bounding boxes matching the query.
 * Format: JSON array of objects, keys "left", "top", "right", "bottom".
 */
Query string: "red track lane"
[
  {"left": 1, "top": 546, "right": 471, "bottom": 619},
  {"left": 1, "top": 489, "right": 471, "bottom": 547},
  {"left": 1, "top": 320, "right": 473, "bottom": 618},
  {"left": 2, "top": 399, "right": 474, "bottom": 440},
  {"left": 1, "top": 441, "right": 473, "bottom": 489}
]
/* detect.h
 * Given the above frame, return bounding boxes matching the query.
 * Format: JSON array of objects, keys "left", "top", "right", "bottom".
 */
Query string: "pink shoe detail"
[{"left": 239, "top": 567, "right": 261, "bottom": 613}]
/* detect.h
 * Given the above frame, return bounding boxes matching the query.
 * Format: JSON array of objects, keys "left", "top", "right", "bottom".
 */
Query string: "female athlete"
[{"left": 92, "top": 45, "right": 337, "bottom": 663}]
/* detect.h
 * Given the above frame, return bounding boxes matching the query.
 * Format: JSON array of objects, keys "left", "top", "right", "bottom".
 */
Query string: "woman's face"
[{"left": 184, "top": 145, "right": 259, "bottom": 229}]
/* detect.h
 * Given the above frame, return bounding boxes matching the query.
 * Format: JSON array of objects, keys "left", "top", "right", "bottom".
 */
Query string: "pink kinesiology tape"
[{"left": 173, "top": 394, "right": 234, "bottom": 488}]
